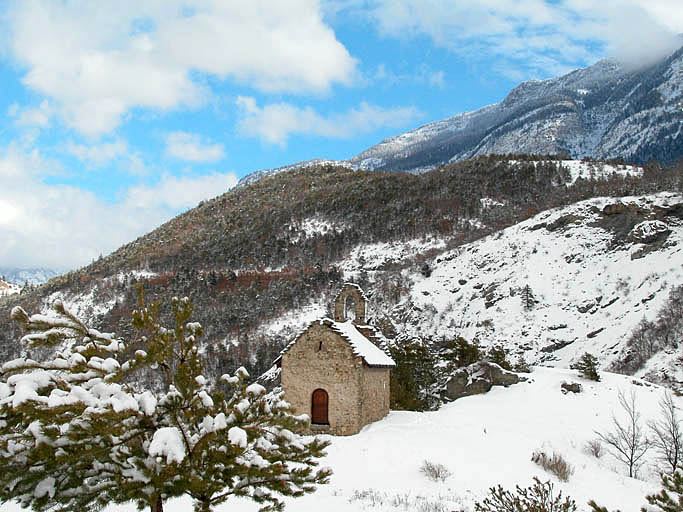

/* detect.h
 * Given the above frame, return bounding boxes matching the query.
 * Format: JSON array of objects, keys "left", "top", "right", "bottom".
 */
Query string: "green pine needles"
[
  {"left": 570, "top": 352, "right": 601, "bottom": 381},
  {"left": 0, "top": 288, "right": 330, "bottom": 512}
]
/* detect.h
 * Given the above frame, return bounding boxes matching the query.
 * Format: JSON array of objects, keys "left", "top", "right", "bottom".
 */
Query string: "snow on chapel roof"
[
  {"left": 276, "top": 318, "right": 395, "bottom": 368},
  {"left": 327, "top": 319, "right": 395, "bottom": 368}
]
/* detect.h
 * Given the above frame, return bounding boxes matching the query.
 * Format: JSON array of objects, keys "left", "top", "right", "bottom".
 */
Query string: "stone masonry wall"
[
  {"left": 360, "top": 367, "right": 391, "bottom": 426},
  {"left": 281, "top": 323, "right": 363, "bottom": 436}
]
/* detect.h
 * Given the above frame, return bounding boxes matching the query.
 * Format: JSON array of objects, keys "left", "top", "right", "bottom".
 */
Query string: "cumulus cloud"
[
  {"left": 354, "top": 0, "right": 683, "bottom": 76},
  {"left": 67, "top": 139, "right": 129, "bottom": 167},
  {"left": 165, "top": 132, "right": 225, "bottom": 163},
  {"left": 9, "top": 100, "right": 53, "bottom": 128},
  {"left": 236, "top": 96, "right": 421, "bottom": 146},
  {"left": 4, "top": 0, "right": 356, "bottom": 136},
  {"left": 0, "top": 145, "right": 237, "bottom": 269}
]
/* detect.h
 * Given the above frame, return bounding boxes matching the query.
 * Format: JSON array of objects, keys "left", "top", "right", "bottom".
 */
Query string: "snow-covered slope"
[
  {"left": 348, "top": 45, "right": 683, "bottom": 172},
  {"left": 3, "top": 368, "right": 672, "bottom": 511},
  {"left": 381, "top": 192, "right": 682, "bottom": 384}
]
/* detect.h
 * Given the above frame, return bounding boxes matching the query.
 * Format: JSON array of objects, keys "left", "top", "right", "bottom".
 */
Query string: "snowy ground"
[
  {"left": 396, "top": 192, "right": 683, "bottom": 382},
  {"left": 4, "top": 368, "right": 674, "bottom": 512}
]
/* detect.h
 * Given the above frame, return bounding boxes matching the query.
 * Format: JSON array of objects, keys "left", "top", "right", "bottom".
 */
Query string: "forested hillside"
[{"left": 1, "top": 156, "right": 680, "bottom": 382}]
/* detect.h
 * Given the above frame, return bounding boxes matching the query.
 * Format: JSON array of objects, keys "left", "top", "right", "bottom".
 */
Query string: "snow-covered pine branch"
[{"left": 0, "top": 289, "right": 330, "bottom": 512}]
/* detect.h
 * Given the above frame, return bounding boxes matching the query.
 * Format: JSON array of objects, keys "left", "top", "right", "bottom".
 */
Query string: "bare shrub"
[
  {"left": 649, "top": 391, "right": 683, "bottom": 475},
  {"left": 420, "top": 460, "right": 452, "bottom": 482},
  {"left": 584, "top": 439, "right": 603, "bottom": 458},
  {"left": 531, "top": 450, "right": 574, "bottom": 481},
  {"left": 349, "top": 488, "right": 384, "bottom": 506},
  {"left": 595, "top": 389, "right": 650, "bottom": 478}
]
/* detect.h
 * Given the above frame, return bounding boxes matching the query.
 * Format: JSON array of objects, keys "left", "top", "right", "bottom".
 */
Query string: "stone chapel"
[{"left": 275, "top": 283, "right": 395, "bottom": 436}]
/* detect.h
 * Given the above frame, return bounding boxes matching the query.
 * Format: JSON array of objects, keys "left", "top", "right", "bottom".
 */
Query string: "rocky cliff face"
[{"left": 348, "top": 46, "right": 683, "bottom": 172}]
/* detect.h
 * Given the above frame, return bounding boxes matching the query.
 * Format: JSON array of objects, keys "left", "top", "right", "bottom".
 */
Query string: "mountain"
[
  {"left": 380, "top": 191, "right": 683, "bottom": 386},
  {"left": 0, "top": 267, "right": 62, "bottom": 286},
  {"left": 0, "top": 156, "right": 680, "bottom": 386},
  {"left": 348, "top": 45, "right": 683, "bottom": 173},
  {"left": 2, "top": 367, "right": 671, "bottom": 512}
]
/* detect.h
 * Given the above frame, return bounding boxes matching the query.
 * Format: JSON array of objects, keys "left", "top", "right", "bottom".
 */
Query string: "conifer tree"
[
  {"left": 645, "top": 470, "right": 683, "bottom": 511},
  {"left": 522, "top": 284, "right": 536, "bottom": 310},
  {"left": 570, "top": 352, "right": 601, "bottom": 381},
  {"left": 0, "top": 291, "right": 330, "bottom": 512}
]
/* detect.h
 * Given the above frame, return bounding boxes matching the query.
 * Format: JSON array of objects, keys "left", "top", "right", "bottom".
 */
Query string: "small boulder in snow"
[
  {"left": 628, "top": 220, "right": 670, "bottom": 244},
  {"left": 561, "top": 381, "right": 582, "bottom": 394},
  {"left": 444, "top": 362, "right": 522, "bottom": 401}
]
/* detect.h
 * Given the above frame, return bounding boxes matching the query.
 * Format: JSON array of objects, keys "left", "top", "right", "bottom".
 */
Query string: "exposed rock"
[
  {"left": 444, "top": 361, "right": 522, "bottom": 401},
  {"left": 547, "top": 214, "right": 581, "bottom": 232},
  {"left": 587, "top": 327, "right": 605, "bottom": 339},
  {"left": 642, "top": 293, "right": 656, "bottom": 303},
  {"left": 561, "top": 381, "right": 582, "bottom": 394},
  {"left": 577, "top": 301, "right": 595, "bottom": 313},
  {"left": 541, "top": 338, "right": 576, "bottom": 352},
  {"left": 628, "top": 220, "right": 670, "bottom": 244},
  {"left": 601, "top": 297, "right": 619, "bottom": 309},
  {"left": 602, "top": 202, "right": 631, "bottom": 215}
]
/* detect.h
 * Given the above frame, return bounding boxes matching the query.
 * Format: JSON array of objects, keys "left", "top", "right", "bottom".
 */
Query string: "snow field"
[
  {"left": 3, "top": 368, "right": 670, "bottom": 512},
  {"left": 404, "top": 193, "right": 683, "bottom": 378}
]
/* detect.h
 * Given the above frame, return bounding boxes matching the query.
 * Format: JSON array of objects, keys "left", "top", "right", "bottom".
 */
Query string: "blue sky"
[{"left": 1, "top": 0, "right": 682, "bottom": 271}]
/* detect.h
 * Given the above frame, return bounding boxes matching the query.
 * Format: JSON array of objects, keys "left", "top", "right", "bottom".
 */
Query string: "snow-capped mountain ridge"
[
  {"left": 348, "top": 45, "right": 683, "bottom": 172},
  {"left": 235, "top": 46, "right": 681, "bottom": 186},
  {"left": 0, "top": 267, "right": 62, "bottom": 286}
]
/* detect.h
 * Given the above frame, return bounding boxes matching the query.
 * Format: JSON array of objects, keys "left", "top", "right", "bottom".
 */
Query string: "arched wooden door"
[{"left": 311, "top": 389, "right": 329, "bottom": 425}]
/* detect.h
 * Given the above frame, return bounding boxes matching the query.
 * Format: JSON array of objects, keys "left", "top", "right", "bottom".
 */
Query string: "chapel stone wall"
[{"left": 281, "top": 323, "right": 363, "bottom": 435}]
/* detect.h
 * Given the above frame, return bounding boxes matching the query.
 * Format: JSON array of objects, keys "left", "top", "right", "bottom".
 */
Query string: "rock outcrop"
[{"left": 444, "top": 361, "right": 522, "bottom": 401}]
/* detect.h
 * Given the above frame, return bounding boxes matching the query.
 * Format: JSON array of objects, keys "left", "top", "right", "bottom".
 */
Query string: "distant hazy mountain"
[
  {"left": 348, "top": 45, "right": 683, "bottom": 173},
  {"left": 0, "top": 267, "right": 62, "bottom": 285}
]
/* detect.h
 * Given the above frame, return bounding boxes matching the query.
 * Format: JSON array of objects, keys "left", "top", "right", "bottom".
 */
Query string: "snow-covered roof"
[
  {"left": 277, "top": 318, "right": 395, "bottom": 368},
  {"left": 327, "top": 320, "right": 395, "bottom": 368}
]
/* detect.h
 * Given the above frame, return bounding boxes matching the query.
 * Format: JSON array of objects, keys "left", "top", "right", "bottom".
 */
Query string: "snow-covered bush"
[
  {"left": 0, "top": 290, "right": 331, "bottom": 512},
  {"left": 420, "top": 460, "right": 452, "bottom": 482},
  {"left": 531, "top": 450, "right": 574, "bottom": 481},
  {"left": 584, "top": 439, "right": 603, "bottom": 458}
]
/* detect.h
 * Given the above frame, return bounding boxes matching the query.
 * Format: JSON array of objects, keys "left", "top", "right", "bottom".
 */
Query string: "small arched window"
[{"left": 311, "top": 389, "right": 329, "bottom": 425}]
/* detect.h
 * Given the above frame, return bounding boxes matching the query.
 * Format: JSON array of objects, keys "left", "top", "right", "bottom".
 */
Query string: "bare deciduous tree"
[
  {"left": 596, "top": 389, "right": 650, "bottom": 478},
  {"left": 650, "top": 391, "right": 683, "bottom": 476}
]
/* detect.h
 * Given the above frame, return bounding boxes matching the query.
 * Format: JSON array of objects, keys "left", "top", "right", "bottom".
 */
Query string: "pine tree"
[
  {"left": 487, "top": 345, "right": 512, "bottom": 371},
  {"left": 570, "top": 352, "right": 601, "bottom": 381},
  {"left": 522, "top": 284, "right": 536, "bottom": 310},
  {"left": 645, "top": 471, "right": 683, "bottom": 512},
  {"left": 0, "top": 290, "right": 330, "bottom": 512},
  {"left": 389, "top": 340, "right": 437, "bottom": 411},
  {"left": 589, "top": 470, "right": 683, "bottom": 512}
]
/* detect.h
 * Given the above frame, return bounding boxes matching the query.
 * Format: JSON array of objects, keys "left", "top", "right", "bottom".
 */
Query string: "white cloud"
[
  {"left": 359, "top": 0, "right": 683, "bottom": 76},
  {"left": 124, "top": 173, "right": 237, "bottom": 211},
  {"left": 67, "top": 139, "right": 129, "bottom": 167},
  {"left": 165, "top": 132, "right": 225, "bottom": 163},
  {"left": 236, "top": 96, "right": 421, "bottom": 146},
  {"left": 8, "top": 99, "right": 53, "bottom": 128},
  {"left": 4, "top": 0, "right": 356, "bottom": 136},
  {"left": 0, "top": 145, "right": 237, "bottom": 269}
]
